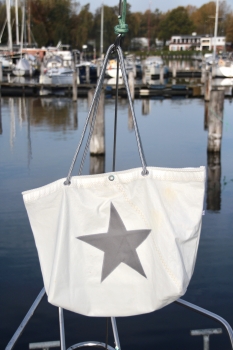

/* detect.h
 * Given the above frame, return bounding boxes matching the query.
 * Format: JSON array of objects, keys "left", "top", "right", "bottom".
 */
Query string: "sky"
[{"left": 87, "top": 0, "right": 222, "bottom": 14}]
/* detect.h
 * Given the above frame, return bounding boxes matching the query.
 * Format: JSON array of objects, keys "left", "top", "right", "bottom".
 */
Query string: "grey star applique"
[{"left": 77, "top": 203, "right": 151, "bottom": 282}]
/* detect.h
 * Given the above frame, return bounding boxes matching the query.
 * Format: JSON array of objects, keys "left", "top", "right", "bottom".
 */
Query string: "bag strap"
[{"left": 64, "top": 42, "right": 148, "bottom": 185}]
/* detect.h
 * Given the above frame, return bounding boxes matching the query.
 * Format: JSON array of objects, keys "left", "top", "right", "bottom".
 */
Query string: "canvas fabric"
[
  {"left": 22, "top": 166, "right": 205, "bottom": 317},
  {"left": 22, "top": 44, "right": 205, "bottom": 317}
]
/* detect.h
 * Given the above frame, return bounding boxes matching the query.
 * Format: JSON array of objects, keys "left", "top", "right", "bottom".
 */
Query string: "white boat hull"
[{"left": 215, "top": 65, "right": 233, "bottom": 78}]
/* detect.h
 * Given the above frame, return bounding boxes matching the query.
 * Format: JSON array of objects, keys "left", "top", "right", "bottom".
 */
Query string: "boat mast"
[
  {"left": 27, "top": 0, "right": 31, "bottom": 45},
  {"left": 15, "top": 0, "right": 19, "bottom": 45},
  {"left": 6, "top": 0, "right": 13, "bottom": 52},
  {"left": 20, "top": 0, "right": 25, "bottom": 57},
  {"left": 100, "top": 3, "right": 104, "bottom": 58},
  {"left": 147, "top": 1, "right": 151, "bottom": 52},
  {"left": 0, "top": 18, "right": 7, "bottom": 44},
  {"left": 213, "top": 0, "right": 219, "bottom": 59}
]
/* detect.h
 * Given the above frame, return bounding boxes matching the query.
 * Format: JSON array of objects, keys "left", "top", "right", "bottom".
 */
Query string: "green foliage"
[
  {"left": 226, "top": 14, "right": 233, "bottom": 43},
  {"left": 91, "top": 6, "right": 113, "bottom": 51},
  {"left": 158, "top": 7, "right": 195, "bottom": 41},
  {"left": 1, "top": 0, "right": 233, "bottom": 53}
]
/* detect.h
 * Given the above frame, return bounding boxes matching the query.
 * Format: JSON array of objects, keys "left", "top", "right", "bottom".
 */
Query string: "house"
[
  {"left": 200, "top": 36, "right": 225, "bottom": 51},
  {"left": 169, "top": 34, "right": 201, "bottom": 51},
  {"left": 169, "top": 34, "right": 225, "bottom": 52}
]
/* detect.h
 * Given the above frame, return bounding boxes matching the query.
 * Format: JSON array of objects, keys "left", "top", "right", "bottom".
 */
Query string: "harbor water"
[{"left": 0, "top": 95, "right": 233, "bottom": 349}]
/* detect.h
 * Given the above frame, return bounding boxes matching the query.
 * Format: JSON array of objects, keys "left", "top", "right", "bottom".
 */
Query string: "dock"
[{"left": 0, "top": 80, "right": 232, "bottom": 98}]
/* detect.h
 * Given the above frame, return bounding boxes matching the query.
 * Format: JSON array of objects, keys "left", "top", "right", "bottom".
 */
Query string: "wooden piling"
[
  {"left": 132, "top": 56, "right": 137, "bottom": 78},
  {"left": 204, "top": 71, "right": 212, "bottom": 102},
  {"left": 160, "top": 65, "right": 164, "bottom": 85},
  {"left": 172, "top": 64, "right": 177, "bottom": 79},
  {"left": 77, "top": 67, "right": 80, "bottom": 85},
  {"left": 142, "top": 64, "right": 147, "bottom": 85},
  {"left": 86, "top": 65, "right": 90, "bottom": 84},
  {"left": 207, "top": 89, "right": 224, "bottom": 153},
  {"left": 204, "top": 102, "right": 209, "bottom": 130},
  {"left": 201, "top": 63, "right": 206, "bottom": 84},
  {"left": 128, "top": 71, "right": 135, "bottom": 100},
  {"left": 97, "top": 62, "right": 101, "bottom": 78},
  {"left": 0, "top": 62, "right": 2, "bottom": 82},
  {"left": 128, "top": 106, "right": 134, "bottom": 131},
  {"left": 212, "top": 63, "right": 216, "bottom": 78},
  {"left": 72, "top": 52, "right": 77, "bottom": 102},
  {"left": 89, "top": 89, "right": 105, "bottom": 155}
]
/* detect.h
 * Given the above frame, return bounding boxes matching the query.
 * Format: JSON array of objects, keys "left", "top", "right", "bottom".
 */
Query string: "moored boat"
[
  {"left": 105, "top": 58, "right": 133, "bottom": 78},
  {"left": 39, "top": 66, "right": 74, "bottom": 85},
  {"left": 215, "top": 58, "right": 233, "bottom": 78},
  {"left": 12, "top": 57, "right": 34, "bottom": 77},
  {"left": 143, "top": 56, "right": 169, "bottom": 77}
]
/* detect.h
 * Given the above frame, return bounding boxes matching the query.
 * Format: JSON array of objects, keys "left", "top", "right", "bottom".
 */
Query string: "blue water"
[{"left": 0, "top": 96, "right": 233, "bottom": 349}]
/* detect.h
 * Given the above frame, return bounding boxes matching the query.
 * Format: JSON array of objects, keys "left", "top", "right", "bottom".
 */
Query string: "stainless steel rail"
[
  {"left": 67, "top": 341, "right": 115, "bottom": 350},
  {"left": 5, "top": 288, "right": 233, "bottom": 350},
  {"left": 176, "top": 298, "right": 233, "bottom": 349},
  {"left": 5, "top": 287, "right": 46, "bottom": 350},
  {"left": 111, "top": 317, "right": 121, "bottom": 350},
  {"left": 59, "top": 307, "right": 66, "bottom": 350}
]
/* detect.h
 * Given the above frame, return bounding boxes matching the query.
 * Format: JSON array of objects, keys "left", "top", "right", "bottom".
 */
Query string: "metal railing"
[{"left": 5, "top": 287, "right": 233, "bottom": 350}]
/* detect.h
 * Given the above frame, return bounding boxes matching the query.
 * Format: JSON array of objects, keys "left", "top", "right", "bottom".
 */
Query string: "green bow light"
[{"left": 114, "top": 0, "right": 129, "bottom": 35}]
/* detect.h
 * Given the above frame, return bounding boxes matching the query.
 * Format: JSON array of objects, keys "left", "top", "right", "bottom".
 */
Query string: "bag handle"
[{"left": 64, "top": 42, "right": 148, "bottom": 185}]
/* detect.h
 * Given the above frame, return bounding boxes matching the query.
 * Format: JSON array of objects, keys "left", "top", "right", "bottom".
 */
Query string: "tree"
[
  {"left": 158, "top": 7, "right": 195, "bottom": 41},
  {"left": 225, "top": 13, "right": 233, "bottom": 43},
  {"left": 49, "top": 0, "right": 71, "bottom": 45},
  {"left": 70, "top": 4, "right": 93, "bottom": 49},
  {"left": 92, "top": 5, "right": 118, "bottom": 53},
  {"left": 190, "top": 1, "right": 231, "bottom": 36}
]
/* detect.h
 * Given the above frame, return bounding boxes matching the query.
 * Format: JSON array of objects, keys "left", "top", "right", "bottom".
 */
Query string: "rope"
[
  {"left": 64, "top": 40, "right": 148, "bottom": 185},
  {"left": 116, "top": 45, "right": 148, "bottom": 175},
  {"left": 112, "top": 50, "right": 120, "bottom": 172},
  {"left": 64, "top": 44, "right": 115, "bottom": 184}
]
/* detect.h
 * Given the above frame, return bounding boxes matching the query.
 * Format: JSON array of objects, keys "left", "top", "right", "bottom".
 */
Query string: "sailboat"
[
  {"left": 213, "top": 0, "right": 233, "bottom": 78},
  {"left": 215, "top": 57, "right": 233, "bottom": 78},
  {"left": 13, "top": 0, "right": 34, "bottom": 77}
]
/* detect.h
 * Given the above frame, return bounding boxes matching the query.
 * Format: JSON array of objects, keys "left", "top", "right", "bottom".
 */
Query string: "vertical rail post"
[
  {"left": 111, "top": 317, "right": 121, "bottom": 350},
  {"left": 59, "top": 308, "right": 66, "bottom": 350}
]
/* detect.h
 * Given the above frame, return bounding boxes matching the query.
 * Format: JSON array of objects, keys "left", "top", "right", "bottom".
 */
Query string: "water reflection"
[
  {"left": 1, "top": 95, "right": 233, "bottom": 350},
  {"left": 207, "top": 152, "right": 221, "bottom": 211},
  {"left": 7, "top": 97, "right": 78, "bottom": 132},
  {"left": 166, "top": 60, "right": 200, "bottom": 70},
  {"left": 73, "top": 101, "right": 78, "bottom": 129},
  {"left": 142, "top": 99, "right": 150, "bottom": 115},
  {"left": 90, "top": 155, "right": 105, "bottom": 175},
  {"left": 26, "top": 99, "right": 33, "bottom": 167},
  {"left": 0, "top": 94, "right": 228, "bottom": 212}
]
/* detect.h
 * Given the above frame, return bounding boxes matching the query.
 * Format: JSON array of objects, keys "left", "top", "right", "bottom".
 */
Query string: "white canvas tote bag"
[{"left": 22, "top": 44, "right": 205, "bottom": 317}]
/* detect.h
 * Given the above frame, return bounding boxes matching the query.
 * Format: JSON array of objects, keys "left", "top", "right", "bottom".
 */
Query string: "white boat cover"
[
  {"left": 15, "top": 58, "right": 30, "bottom": 71},
  {"left": 22, "top": 166, "right": 205, "bottom": 317}
]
